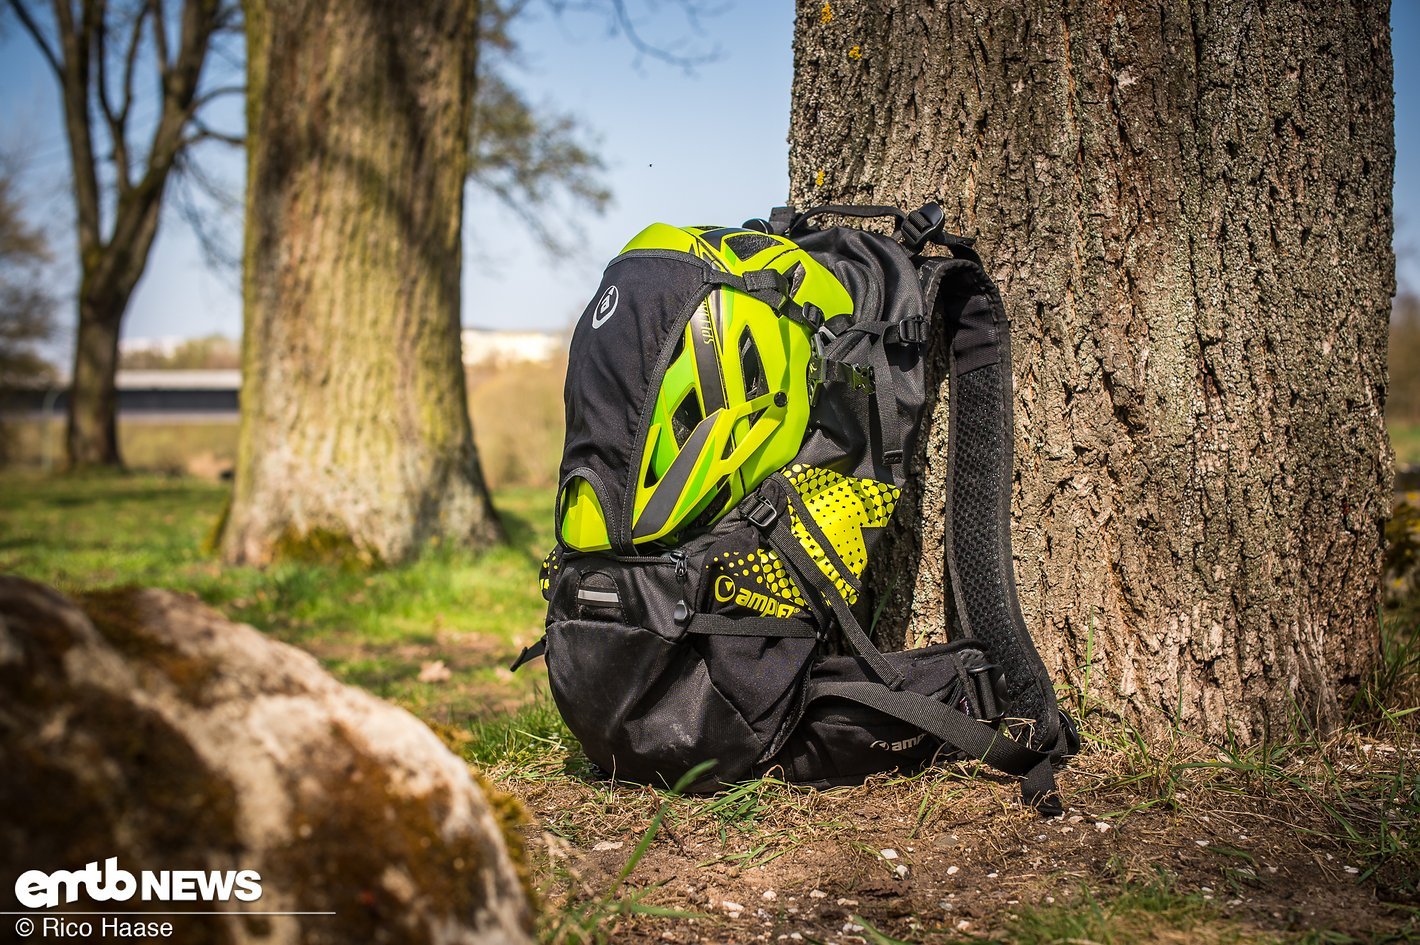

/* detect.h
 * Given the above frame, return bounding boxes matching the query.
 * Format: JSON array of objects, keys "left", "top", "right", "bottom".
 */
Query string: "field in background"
[
  {"left": 0, "top": 359, "right": 569, "bottom": 488},
  {"left": 1, "top": 472, "right": 1416, "bottom": 943}
]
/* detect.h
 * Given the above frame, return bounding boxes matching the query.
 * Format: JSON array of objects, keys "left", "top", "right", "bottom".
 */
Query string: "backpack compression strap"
[{"left": 750, "top": 472, "right": 1063, "bottom": 813}]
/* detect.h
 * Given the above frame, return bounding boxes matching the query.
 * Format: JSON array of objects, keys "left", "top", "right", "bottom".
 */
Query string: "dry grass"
[
  {"left": 0, "top": 417, "right": 239, "bottom": 475},
  {"left": 468, "top": 358, "right": 567, "bottom": 490},
  {"left": 0, "top": 358, "right": 570, "bottom": 489}
]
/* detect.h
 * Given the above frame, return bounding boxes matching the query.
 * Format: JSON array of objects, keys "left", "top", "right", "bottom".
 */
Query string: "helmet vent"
[
  {"left": 724, "top": 233, "right": 777, "bottom": 260},
  {"left": 671, "top": 393, "right": 703, "bottom": 447},
  {"left": 738, "top": 333, "right": 769, "bottom": 400}
]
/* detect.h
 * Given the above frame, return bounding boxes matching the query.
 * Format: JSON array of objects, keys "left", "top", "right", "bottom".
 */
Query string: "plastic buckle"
[
  {"left": 848, "top": 363, "right": 874, "bottom": 393},
  {"left": 745, "top": 495, "right": 779, "bottom": 531},
  {"left": 892, "top": 317, "right": 928, "bottom": 345},
  {"left": 967, "top": 664, "right": 1008, "bottom": 721},
  {"left": 899, "top": 203, "right": 946, "bottom": 254}
]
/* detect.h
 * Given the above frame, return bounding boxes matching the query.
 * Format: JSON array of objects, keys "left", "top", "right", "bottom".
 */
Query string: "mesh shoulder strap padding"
[{"left": 921, "top": 256, "right": 1066, "bottom": 764}]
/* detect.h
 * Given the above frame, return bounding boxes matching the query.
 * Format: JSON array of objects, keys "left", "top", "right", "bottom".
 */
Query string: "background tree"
[
  {"left": 222, "top": 0, "right": 500, "bottom": 565},
  {"left": 5, "top": 0, "right": 239, "bottom": 469},
  {"left": 791, "top": 1, "right": 1393, "bottom": 741},
  {"left": 0, "top": 165, "right": 57, "bottom": 388},
  {"left": 0, "top": 163, "right": 59, "bottom": 464}
]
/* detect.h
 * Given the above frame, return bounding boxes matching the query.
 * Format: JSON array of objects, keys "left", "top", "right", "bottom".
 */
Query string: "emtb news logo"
[{"left": 14, "top": 858, "right": 261, "bottom": 909}]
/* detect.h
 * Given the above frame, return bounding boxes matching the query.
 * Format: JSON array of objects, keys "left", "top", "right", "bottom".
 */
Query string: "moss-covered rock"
[{"left": 0, "top": 576, "right": 534, "bottom": 944}]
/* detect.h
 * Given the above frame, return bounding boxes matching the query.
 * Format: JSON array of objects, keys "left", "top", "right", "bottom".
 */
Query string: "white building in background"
[
  {"left": 117, "top": 336, "right": 187, "bottom": 359},
  {"left": 460, "top": 328, "right": 563, "bottom": 368}
]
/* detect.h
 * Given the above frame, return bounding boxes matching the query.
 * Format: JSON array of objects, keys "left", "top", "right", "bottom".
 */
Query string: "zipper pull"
[{"left": 671, "top": 549, "right": 688, "bottom": 584}]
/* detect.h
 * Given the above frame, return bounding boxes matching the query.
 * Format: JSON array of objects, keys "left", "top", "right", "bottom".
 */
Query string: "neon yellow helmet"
[{"left": 561, "top": 224, "right": 855, "bottom": 551}]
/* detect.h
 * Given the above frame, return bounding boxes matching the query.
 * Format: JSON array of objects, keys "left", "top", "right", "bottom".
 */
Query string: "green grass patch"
[
  {"left": 994, "top": 875, "right": 1231, "bottom": 945},
  {"left": 0, "top": 470, "right": 557, "bottom": 724},
  {"left": 1392, "top": 421, "right": 1420, "bottom": 468}
]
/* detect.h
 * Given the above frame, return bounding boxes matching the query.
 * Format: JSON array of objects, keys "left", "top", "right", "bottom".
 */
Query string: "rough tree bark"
[
  {"left": 791, "top": 1, "right": 1393, "bottom": 741},
  {"left": 224, "top": 0, "right": 503, "bottom": 565}
]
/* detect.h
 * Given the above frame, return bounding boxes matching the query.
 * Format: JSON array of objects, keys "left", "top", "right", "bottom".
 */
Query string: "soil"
[{"left": 504, "top": 742, "right": 1418, "bottom": 944}]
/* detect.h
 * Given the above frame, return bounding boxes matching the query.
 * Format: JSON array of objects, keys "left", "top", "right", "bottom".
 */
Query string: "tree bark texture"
[
  {"left": 226, "top": 0, "right": 503, "bottom": 565},
  {"left": 791, "top": 0, "right": 1394, "bottom": 741}
]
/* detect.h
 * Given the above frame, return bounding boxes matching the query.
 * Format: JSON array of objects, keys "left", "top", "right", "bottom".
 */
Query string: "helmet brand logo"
[{"left": 591, "top": 285, "right": 619, "bottom": 328}]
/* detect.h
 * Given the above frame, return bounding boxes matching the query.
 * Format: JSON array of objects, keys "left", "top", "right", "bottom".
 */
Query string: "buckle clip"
[
  {"left": 899, "top": 203, "right": 946, "bottom": 254},
  {"left": 746, "top": 495, "right": 779, "bottom": 531},
  {"left": 891, "top": 317, "right": 928, "bottom": 345},
  {"left": 967, "top": 664, "right": 1008, "bottom": 722}
]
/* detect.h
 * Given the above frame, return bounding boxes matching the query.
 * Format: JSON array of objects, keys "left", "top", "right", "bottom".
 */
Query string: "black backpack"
[{"left": 513, "top": 203, "right": 1078, "bottom": 812}]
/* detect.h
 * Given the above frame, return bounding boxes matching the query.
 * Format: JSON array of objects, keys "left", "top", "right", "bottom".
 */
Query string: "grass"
[
  {"left": 0, "top": 469, "right": 556, "bottom": 725},
  {"left": 1393, "top": 421, "right": 1420, "bottom": 468},
  {"left": 992, "top": 874, "right": 1225, "bottom": 945}
]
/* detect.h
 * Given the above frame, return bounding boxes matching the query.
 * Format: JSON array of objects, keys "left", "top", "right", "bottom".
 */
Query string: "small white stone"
[
  {"left": 1046, "top": 896, "right": 1055, "bottom": 904},
  {"left": 956, "top": 919, "right": 972, "bottom": 931},
  {"left": 809, "top": 889, "right": 828, "bottom": 899},
  {"left": 1094, "top": 822, "right": 1112, "bottom": 833},
  {"left": 1344, "top": 866, "right": 1360, "bottom": 875},
  {"left": 947, "top": 865, "right": 960, "bottom": 875},
  {"left": 592, "top": 840, "right": 624, "bottom": 852},
  {"left": 895, "top": 864, "right": 909, "bottom": 879},
  {"left": 844, "top": 922, "right": 864, "bottom": 933},
  {"left": 880, "top": 848, "right": 899, "bottom": 860},
  {"left": 763, "top": 890, "right": 777, "bottom": 900},
  {"left": 987, "top": 872, "right": 998, "bottom": 879},
  {"left": 789, "top": 935, "right": 802, "bottom": 942},
  {"left": 722, "top": 900, "right": 745, "bottom": 913}
]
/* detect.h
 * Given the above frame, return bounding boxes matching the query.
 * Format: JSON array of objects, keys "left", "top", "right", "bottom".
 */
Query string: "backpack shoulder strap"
[{"left": 921, "top": 254, "right": 1075, "bottom": 773}]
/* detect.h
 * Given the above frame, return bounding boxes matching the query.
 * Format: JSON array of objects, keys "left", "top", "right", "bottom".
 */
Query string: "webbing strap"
[
  {"left": 812, "top": 680, "right": 1061, "bottom": 814},
  {"left": 836, "top": 320, "right": 908, "bottom": 467},
  {"left": 702, "top": 269, "right": 818, "bottom": 333},
  {"left": 509, "top": 636, "right": 546, "bottom": 672},
  {"left": 758, "top": 496, "right": 905, "bottom": 691},
  {"left": 687, "top": 614, "right": 818, "bottom": 639}
]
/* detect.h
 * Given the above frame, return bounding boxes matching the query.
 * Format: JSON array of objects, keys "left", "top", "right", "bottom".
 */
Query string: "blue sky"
[{"left": 1, "top": 2, "right": 1415, "bottom": 352}]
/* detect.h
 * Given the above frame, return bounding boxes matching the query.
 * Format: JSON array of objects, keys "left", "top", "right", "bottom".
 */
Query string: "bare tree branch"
[
  {"left": 543, "top": 0, "right": 723, "bottom": 71},
  {"left": 192, "top": 81, "right": 241, "bottom": 107},
  {"left": 149, "top": 0, "right": 169, "bottom": 73},
  {"left": 4, "top": 0, "right": 62, "bottom": 77}
]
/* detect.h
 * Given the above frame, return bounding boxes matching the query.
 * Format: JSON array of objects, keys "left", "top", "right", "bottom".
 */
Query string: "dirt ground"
[{"left": 499, "top": 738, "right": 1417, "bottom": 944}]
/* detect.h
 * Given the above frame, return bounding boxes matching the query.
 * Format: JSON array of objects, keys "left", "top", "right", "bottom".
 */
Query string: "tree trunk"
[
  {"left": 225, "top": 0, "right": 503, "bottom": 566},
  {"left": 65, "top": 294, "right": 124, "bottom": 468},
  {"left": 790, "top": 1, "right": 1394, "bottom": 741}
]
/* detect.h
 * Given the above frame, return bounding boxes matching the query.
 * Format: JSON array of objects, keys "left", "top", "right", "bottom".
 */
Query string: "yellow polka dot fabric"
[{"left": 783, "top": 463, "right": 900, "bottom": 605}]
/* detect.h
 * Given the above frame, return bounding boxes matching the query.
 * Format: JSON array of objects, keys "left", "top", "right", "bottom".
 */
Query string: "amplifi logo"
[{"left": 713, "top": 574, "right": 798, "bottom": 618}]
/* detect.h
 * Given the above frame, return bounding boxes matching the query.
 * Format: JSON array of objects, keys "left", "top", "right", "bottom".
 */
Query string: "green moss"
[
  {"left": 271, "top": 526, "right": 383, "bottom": 570},
  {"left": 269, "top": 722, "right": 528, "bottom": 943},
  {"left": 79, "top": 587, "right": 221, "bottom": 704},
  {"left": 202, "top": 491, "right": 232, "bottom": 557},
  {"left": 475, "top": 769, "right": 539, "bottom": 923}
]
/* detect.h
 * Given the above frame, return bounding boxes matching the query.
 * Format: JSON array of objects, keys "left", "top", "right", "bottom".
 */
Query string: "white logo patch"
[{"left": 591, "top": 285, "right": 620, "bottom": 328}]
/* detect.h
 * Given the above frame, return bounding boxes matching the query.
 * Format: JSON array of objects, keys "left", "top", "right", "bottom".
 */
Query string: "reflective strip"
[{"left": 576, "top": 588, "right": 621, "bottom": 606}]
